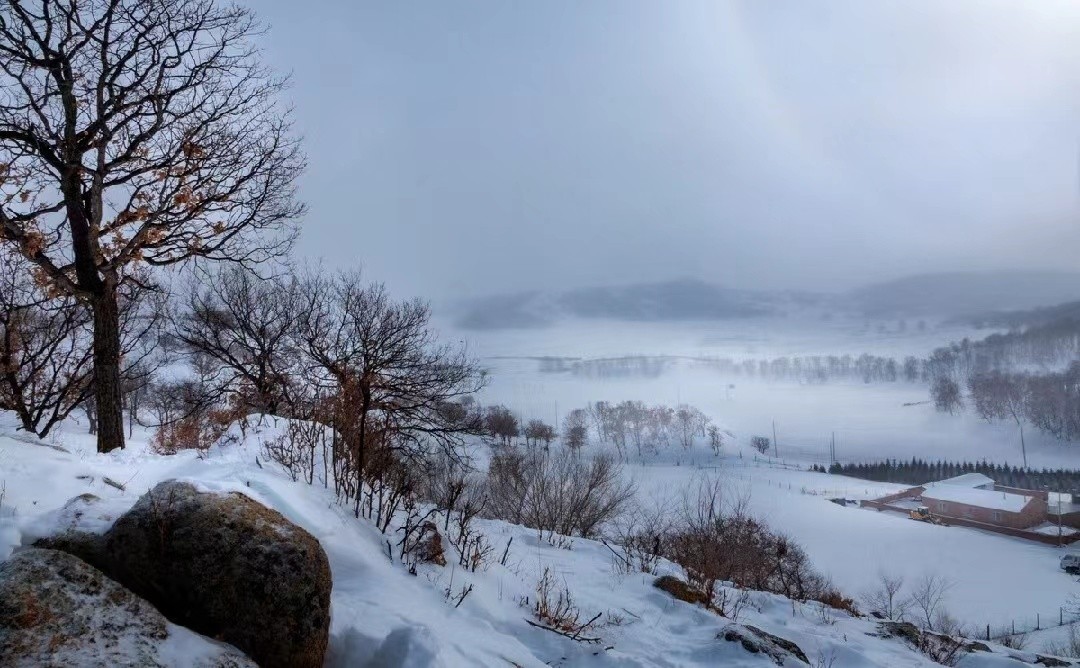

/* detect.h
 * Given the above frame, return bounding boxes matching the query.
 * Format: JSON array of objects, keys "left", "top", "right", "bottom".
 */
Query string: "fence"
[{"left": 981, "top": 608, "right": 1080, "bottom": 642}]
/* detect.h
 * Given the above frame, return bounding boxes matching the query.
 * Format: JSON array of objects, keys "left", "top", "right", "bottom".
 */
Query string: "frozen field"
[
  {"left": 451, "top": 315, "right": 1080, "bottom": 647},
  {"left": 450, "top": 316, "right": 1080, "bottom": 469}
]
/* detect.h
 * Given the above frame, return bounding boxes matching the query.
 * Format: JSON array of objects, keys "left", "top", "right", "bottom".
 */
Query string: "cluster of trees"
[
  {"left": 539, "top": 353, "right": 924, "bottom": 385},
  {"left": 929, "top": 361, "right": 1080, "bottom": 450},
  {"left": 478, "top": 400, "right": 723, "bottom": 457},
  {"left": 582, "top": 400, "right": 720, "bottom": 457},
  {"left": 0, "top": 0, "right": 496, "bottom": 528},
  {"left": 928, "top": 320, "right": 1080, "bottom": 381},
  {"left": 829, "top": 458, "right": 1080, "bottom": 494},
  {"left": 696, "top": 354, "right": 911, "bottom": 385},
  {"left": 539, "top": 355, "right": 670, "bottom": 379}
]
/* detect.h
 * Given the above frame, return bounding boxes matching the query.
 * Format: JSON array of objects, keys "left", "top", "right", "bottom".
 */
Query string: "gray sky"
[{"left": 257, "top": 0, "right": 1080, "bottom": 300}]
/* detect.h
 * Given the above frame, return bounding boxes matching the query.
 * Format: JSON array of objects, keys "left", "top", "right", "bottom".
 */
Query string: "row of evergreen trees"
[{"left": 823, "top": 458, "right": 1080, "bottom": 495}]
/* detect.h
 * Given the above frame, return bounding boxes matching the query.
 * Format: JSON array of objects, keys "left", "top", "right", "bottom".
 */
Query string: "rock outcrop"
[
  {"left": 98, "top": 480, "right": 333, "bottom": 668},
  {"left": 0, "top": 547, "right": 255, "bottom": 668},
  {"left": 721, "top": 624, "right": 809, "bottom": 665}
]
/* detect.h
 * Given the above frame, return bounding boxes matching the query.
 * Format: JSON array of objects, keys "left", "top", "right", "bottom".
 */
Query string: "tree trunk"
[{"left": 92, "top": 291, "right": 125, "bottom": 453}]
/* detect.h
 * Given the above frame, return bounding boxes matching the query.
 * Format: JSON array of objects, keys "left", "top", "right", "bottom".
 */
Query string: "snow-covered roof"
[
  {"left": 921, "top": 484, "right": 1032, "bottom": 513},
  {"left": 931, "top": 473, "right": 995, "bottom": 489}
]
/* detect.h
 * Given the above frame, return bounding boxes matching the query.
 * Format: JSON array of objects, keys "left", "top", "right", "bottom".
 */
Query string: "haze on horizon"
[{"left": 260, "top": 0, "right": 1080, "bottom": 301}]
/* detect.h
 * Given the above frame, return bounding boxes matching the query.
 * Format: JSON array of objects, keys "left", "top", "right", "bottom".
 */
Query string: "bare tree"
[
  {"left": 675, "top": 404, "right": 701, "bottom": 450},
  {"left": 0, "top": 250, "right": 161, "bottom": 436},
  {"left": 0, "top": 0, "right": 305, "bottom": 452},
  {"left": 299, "top": 272, "right": 486, "bottom": 516},
  {"left": 967, "top": 372, "right": 1029, "bottom": 468},
  {"left": 0, "top": 251, "right": 91, "bottom": 435},
  {"left": 483, "top": 405, "right": 519, "bottom": 446},
  {"left": 707, "top": 424, "right": 723, "bottom": 455},
  {"left": 908, "top": 572, "right": 952, "bottom": 630},
  {"left": 563, "top": 408, "right": 589, "bottom": 451},
  {"left": 931, "top": 377, "right": 964, "bottom": 415},
  {"left": 170, "top": 265, "right": 302, "bottom": 417},
  {"left": 523, "top": 418, "right": 555, "bottom": 449},
  {"left": 750, "top": 435, "right": 770, "bottom": 455},
  {"left": 862, "top": 572, "right": 909, "bottom": 621}
]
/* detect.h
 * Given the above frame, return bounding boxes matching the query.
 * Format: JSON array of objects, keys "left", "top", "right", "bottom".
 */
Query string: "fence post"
[{"left": 1063, "top": 608, "right": 1065, "bottom": 626}]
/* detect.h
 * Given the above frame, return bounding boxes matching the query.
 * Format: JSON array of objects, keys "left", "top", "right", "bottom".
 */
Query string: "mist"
[{"left": 255, "top": 0, "right": 1080, "bottom": 301}]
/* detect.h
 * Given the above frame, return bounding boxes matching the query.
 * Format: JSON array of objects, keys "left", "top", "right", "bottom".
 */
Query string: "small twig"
[
  {"left": 572, "top": 613, "right": 603, "bottom": 640},
  {"left": 103, "top": 476, "right": 126, "bottom": 491},
  {"left": 500, "top": 536, "right": 513, "bottom": 566},
  {"left": 524, "top": 618, "right": 602, "bottom": 644}
]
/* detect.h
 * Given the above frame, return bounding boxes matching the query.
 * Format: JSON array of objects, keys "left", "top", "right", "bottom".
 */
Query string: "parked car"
[{"left": 1060, "top": 553, "right": 1080, "bottom": 574}]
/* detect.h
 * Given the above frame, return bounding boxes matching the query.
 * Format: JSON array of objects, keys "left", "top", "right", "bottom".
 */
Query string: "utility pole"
[
  {"left": 830, "top": 431, "right": 836, "bottom": 465},
  {"left": 772, "top": 420, "right": 779, "bottom": 459}
]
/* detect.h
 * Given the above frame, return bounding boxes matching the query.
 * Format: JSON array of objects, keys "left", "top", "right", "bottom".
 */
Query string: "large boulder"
[
  {"left": 100, "top": 480, "right": 332, "bottom": 668},
  {"left": 0, "top": 547, "right": 255, "bottom": 668}
]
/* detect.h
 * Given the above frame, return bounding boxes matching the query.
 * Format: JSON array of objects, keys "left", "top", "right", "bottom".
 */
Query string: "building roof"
[
  {"left": 931, "top": 473, "right": 995, "bottom": 489},
  {"left": 921, "top": 484, "right": 1032, "bottom": 513}
]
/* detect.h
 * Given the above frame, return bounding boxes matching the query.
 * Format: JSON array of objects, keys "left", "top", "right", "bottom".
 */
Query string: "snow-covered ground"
[
  {"left": 441, "top": 315, "right": 1080, "bottom": 650},
  {"left": 0, "top": 410, "right": 1074, "bottom": 666}
]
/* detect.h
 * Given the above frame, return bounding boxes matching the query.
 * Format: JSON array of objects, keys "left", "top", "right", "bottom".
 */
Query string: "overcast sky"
[{"left": 257, "top": 0, "right": 1080, "bottom": 300}]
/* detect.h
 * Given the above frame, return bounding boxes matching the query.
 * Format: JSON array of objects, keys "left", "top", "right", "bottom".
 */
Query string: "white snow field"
[
  {"left": 0, "top": 410, "right": 1075, "bottom": 666},
  {"left": 443, "top": 316, "right": 1080, "bottom": 647}
]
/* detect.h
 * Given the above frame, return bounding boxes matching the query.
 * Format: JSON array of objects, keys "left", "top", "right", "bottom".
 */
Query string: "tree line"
[{"left": 828, "top": 458, "right": 1080, "bottom": 495}]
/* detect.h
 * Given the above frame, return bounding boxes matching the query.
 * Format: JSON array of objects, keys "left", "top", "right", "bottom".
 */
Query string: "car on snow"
[{"left": 1060, "top": 553, "right": 1080, "bottom": 574}]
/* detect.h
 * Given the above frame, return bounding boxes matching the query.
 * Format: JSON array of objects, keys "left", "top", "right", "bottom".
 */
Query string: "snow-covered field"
[
  {"left": 453, "top": 316, "right": 1079, "bottom": 469},
  {"left": 0, "top": 411, "right": 1073, "bottom": 666},
  {"left": 446, "top": 315, "right": 1080, "bottom": 646}
]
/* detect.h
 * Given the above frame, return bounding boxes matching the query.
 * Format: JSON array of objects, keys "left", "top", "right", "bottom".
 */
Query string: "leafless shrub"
[
  {"left": 607, "top": 500, "right": 671, "bottom": 575},
  {"left": 997, "top": 632, "right": 1028, "bottom": 650},
  {"left": 485, "top": 447, "right": 635, "bottom": 540},
  {"left": 714, "top": 587, "right": 752, "bottom": 622},
  {"left": 1044, "top": 623, "right": 1080, "bottom": 658},
  {"left": 862, "top": 572, "right": 910, "bottom": 621},
  {"left": 263, "top": 419, "right": 329, "bottom": 484},
  {"left": 528, "top": 567, "right": 601, "bottom": 642},
  {"left": 667, "top": 476, "right": 850, "bottom": 614}
]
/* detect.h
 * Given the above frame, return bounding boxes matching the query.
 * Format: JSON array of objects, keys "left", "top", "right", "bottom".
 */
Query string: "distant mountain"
[
  {"left": 449, "top": 271, "right": 1080, "bottom": 330},
  {"left": 450, "top": 279, "right": 819, "bottom": 330},
  {"left": 848, "top": 271, "right": 1080, "bottom": 317}
]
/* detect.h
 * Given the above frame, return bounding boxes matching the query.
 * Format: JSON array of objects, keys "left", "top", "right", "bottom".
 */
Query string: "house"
[
  {"left": 862, "top": 473, "right": 1049, "bottom": 531},
  {"left": 920, "top": 482, "right": 1047, "bottom": 529}
]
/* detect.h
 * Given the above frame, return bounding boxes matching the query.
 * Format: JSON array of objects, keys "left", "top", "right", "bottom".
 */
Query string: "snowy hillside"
[{"left": 0, "top": 411, "right": 1075, "bottom": 667}]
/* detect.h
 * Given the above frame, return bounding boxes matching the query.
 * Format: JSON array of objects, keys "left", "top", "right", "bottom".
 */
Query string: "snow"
[
  {"left": 0, "top": 410, "right": 1068, "bottom": 666},
  {"left": 920, "top": 485, "right": 1033, "bottom": 513},
  {"left": 935, "top": 473, "right": 996, "bottom": 489},
  {"left": 1031, "top": 523, "right": 1079, "bottom": 537}
]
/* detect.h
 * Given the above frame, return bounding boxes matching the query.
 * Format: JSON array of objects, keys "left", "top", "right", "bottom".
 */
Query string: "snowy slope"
[{"left": 0, "top": 410, "right": 1069, "bottom": 667}]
